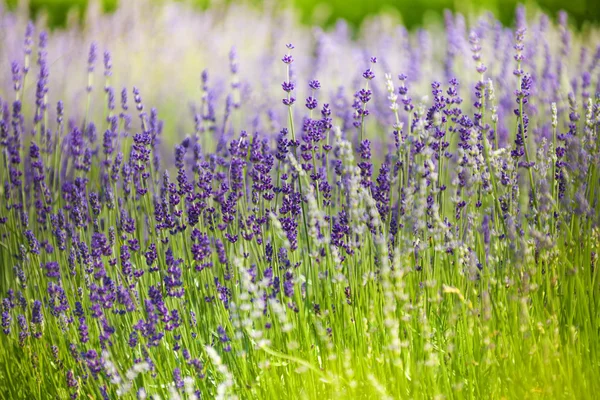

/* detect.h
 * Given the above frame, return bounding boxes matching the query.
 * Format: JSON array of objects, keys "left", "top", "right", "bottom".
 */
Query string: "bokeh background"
[{"left": 3, "top": 0, "right": 600, "bottom": 29}]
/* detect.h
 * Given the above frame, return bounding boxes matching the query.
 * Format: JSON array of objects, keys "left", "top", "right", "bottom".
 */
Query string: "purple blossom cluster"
[{"left": 0, "top": 3, "right": 599, "bottom": 399}]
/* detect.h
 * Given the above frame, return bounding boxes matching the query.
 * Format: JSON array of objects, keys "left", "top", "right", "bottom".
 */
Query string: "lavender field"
[{"left": 1, "top": 1, "right": 600, "bottom": 398}]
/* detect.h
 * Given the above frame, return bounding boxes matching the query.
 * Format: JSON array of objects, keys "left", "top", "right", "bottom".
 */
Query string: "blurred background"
[{"left": 3, "top": 0, "right": 599, "bottom": 30}]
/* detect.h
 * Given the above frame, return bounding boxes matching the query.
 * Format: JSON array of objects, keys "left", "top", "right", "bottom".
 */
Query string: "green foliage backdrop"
[{"left": 4, "top": 0, "right": 600, "bottom": 29}]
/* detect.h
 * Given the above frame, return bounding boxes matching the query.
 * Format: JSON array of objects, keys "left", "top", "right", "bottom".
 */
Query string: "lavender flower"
[{"left": 0, "top": 7, "right": 596, "bottom": 400}]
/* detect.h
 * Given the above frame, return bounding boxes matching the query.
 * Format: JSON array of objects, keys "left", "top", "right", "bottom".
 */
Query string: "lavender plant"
[{"left": 1, "top": 1, "right": 600, "bottom": 399}]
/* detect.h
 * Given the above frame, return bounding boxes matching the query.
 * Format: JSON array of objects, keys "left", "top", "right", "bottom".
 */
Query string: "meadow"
[{"left": 0, "top": 1, "right": 600, "bottom": 398}]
